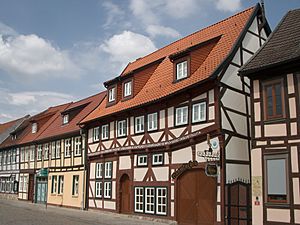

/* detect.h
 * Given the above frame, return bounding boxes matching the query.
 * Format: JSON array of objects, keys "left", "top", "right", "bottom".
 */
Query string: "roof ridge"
[{"left": 121, "top": 4, "right": 256, "bottom": 75}]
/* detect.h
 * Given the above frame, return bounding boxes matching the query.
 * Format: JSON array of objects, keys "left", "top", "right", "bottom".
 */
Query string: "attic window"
[
  {"left": 63, "top": 114, "right": 69, "bottom": 124},
  {"left": 32, "top": 123, "right": 38, "bottom": 133},
  {"left": 124, "top": 80, "right": 132, "bottom": 98},
  {"left": 108, "top": 87, "right": 116, "bottom": 103},
  {"left": 174, "top": 57, "right": 190, "bottom": 82}
]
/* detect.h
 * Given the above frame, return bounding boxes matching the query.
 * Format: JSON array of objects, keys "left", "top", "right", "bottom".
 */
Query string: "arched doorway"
[
  {"left": 176, "top": 169, "right": 216, "bottom": 225},
  {"left": 120, "top": 174, "right": 131, "bottom": 214}
]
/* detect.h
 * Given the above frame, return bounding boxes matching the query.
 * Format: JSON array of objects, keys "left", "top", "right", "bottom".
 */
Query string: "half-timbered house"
[
  {"left": 80, "top": 4, "right": 270, "bottom": 225},
  {"left": 34, "top": 93, "right": 105, "bottom": 208},
  {"left": 0, "top": 115, "right": 29, "bottom": 199},
  {"left": 240, "top": 9, "right": 300, "bottom": 225}
]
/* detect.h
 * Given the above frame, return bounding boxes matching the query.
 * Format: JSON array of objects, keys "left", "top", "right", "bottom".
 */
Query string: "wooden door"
[
  {"left": 177, "top": 169, "right": 216, "bottom": 225},
  {"left": 28, "top": 174, "right": 34, "bottom": 202},
  {"left": 120, "top": 174, "right": 131, "bottom": 213}
]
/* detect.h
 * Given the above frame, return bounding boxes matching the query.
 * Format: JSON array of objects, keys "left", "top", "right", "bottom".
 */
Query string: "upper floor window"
[
  {"left": 117, "top": 120, "right": 127, "bottom": 137},
  {"left": 176, "top": 60, "right": 188, "bottom": 80},
  {"left": 175, "top": 106, "right": 188, "bottom": 126},
  {"left": 56, "top": 141, "right": 61, "bottom": 159},
  {"left": 101, "top": 124, "right": 109, "bottom": 140},
  {"left": 51, "top": 142, "right": 56, "bottom": 159},
  {"left": 64, "top": 139, "right": 71, "bottom": 157},
  {"left": 93, "top": 127, "right": 100, "bottom": 142},
  {"left": 152, "top": 153, "right": 164, "bottom": 166},
  {"left": 74, "top": 136, "right": 82, "bottom": 156},
  {"left": 148, "top": 112, "right": 158, "bottom": 131},
  {"left": 63, "top": 114, "right": 69, "bottom": 124},
  {"left": 263, "top": 79, "right": 284, "bottom": 120},
  {"left": 37, "top": 145, "right": 42, "bottom": 161},
  {"left": 44, "top": 144, "right": 49, "bottom": 160},
  {"left": 192, "top": 102, "right": 206, "bottom": 123},
  {"left": 32, "top": 123, "right": 38, "bottom": 133},
  {"left": 135, "top": 116, "right": 144, "bottom": 134},
  {"left": 124, "top": 80, "right": 132, "bottom": 97},
  {"left": 108, "top": 87, "right": 116, "bottom": 103},
  {"left": 264, "top": 154, "right": 289, "bottom": 204},
  {"left": 137, "top": 155, "right": 148, "bottom": 167},
  {"left": 30, "top": 146, "right": 35, "bottom": 161}
]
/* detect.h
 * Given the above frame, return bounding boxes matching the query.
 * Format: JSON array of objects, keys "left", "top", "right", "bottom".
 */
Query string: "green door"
[{"left": 36, "top": 178, "right": 47, "bottom": 204}]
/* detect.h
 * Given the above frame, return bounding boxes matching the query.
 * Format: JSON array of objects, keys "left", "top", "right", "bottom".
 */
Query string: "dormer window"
[
  {"left": 124, "top": 80, "right": 132, "bottom": 98},
  {"left": 108, "top": 87, "right": 116, "bottom": 103},
  {"left": 176, "top": 60, "right": 188, "bottom": 80},
  {"left": 32, "top": 123, "right": 38, "bottom": 133},
  {"left": 63, "top": 114, "right": 69, "bottom": 124}
]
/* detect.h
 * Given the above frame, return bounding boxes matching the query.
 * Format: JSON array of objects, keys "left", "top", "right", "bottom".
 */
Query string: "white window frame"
[
  {"left": 30, "top": 146, "right": 35, "bottom": 162},
  {"left": 124, "top": 81, "right": 132, "bottom": 97},
  {"left": 32, "top": 123, "right": 37, "bottom": 133},
  {"left": 145, "top": 187, "right": 155, "bottom": 214},
  {"left": 117, "top": 120, "right": 127, "bottom": 137},
  {"left": 44, "top": 144, "right": 49, "bottom": 160},
  {"left": 51, "top": 175, "right": 57, "bottom": 194},
  {"left": 58, "top": 175, "right": 64, "bottom": 194},
  {"left": 72, "top": 175, "right": 79, "bottom": 196},
  {"left": 101, "top": 124, "right": 109, "bottom": 140},
  {"left": 37, "top": 145, "right": 42, "bottom": 161},
  {"left": 63, "top": 114, "right": 69, "bottom": 124},
  {"left": 137, "top": 155, "right": 147, "bottom": 167},
  {"left": 64, "top": 139, "right": 71, "bottom": 157},
  {"left": 175, "top": 106, "right": 188, "bottom": 126},
  {"left": 156, "top": 187, "right": 167, "bottom": 215},
  {"left": 104, "top": 162, "right": 112, "bottom": 179},
  {"left": 176, "top": 60, "right": 188, "bottom": 80},
  {"left": 96, "top": 163, "right": 103, "bottom": 179},
  {"left": 192, "top": 102, "right": 206, "bottom": 123},
  {"left": 147, "top": 112, "right": 158, "bottom": 131},
  {"left": 95, "top": 181, "right": 102, "bottom": 198},
  {"left": 56, "top": 141, "right": 61, "bottom": 158},
  {"left": 19, "top": 177, "right": 23, "bottom": 192},
  {"left": 134, "top": 187, "right": 144, "bottom": 213},
  {"left": 51, "top": 142, "right": 56, "bottom": 159},
  {"left": 104, "top": 181, "right": 112, "bottom": 198},
  {"left": 74, "top": 136, "right": 82, "bottom": 156},
  {"left": 108, "top": 87, "right": 116, "bottom": 102},
  {"left": 152, "top": 153, "right": 164, "bottom": 166},
  {"left": 20, "top": 148, "right": 25, "bottom": 162},
  {"left": 135, "top": 116, "right": 145, "bottom": 134},
  {"left": 93, "top": 127, "right": 100, "bottom": 142}
]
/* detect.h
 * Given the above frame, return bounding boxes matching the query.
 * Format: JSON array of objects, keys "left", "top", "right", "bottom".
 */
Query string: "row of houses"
[{"left": 0, "top": 4, "right": 299, "bottom": 225}]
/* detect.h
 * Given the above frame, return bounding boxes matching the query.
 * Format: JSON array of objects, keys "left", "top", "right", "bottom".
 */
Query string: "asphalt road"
[{"left": 0, "top": 199, "right": 174, "bottom": 225}]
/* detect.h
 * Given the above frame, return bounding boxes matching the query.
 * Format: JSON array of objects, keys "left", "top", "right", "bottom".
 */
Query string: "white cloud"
[
  {"left": 0, "top": 34, "right": 78, "bottom": 77},
  {"left": 129, "top": 0, "right": 160, "bottom": 25},
  {"left": 0, "top": 22, "right": 17, "bottom": 36},
  {"left": 164, "top": 0, "right": 198, "bottom": 19},
  {"left": 215, "top": 0, "right": 242, "bottom": 12},
  {"left": 102, "top": 1, "right": 126, "bottom": 29},
  {"left": 146, "top": 25, "right": 181, "bottom": 38},
  {"left": 100, "top": 30, "right": 157, "bottom": 66}
]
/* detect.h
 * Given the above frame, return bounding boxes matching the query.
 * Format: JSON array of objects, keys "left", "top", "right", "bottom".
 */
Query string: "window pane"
[
  {"left": 275, "top": 84, "right": 282, "bottom": 115},
  {"left": 267, "top": 159, "right": 287, "bottom": 195},
  {"left": 266, "top": 86, "right": 273, "bottom": 117}
]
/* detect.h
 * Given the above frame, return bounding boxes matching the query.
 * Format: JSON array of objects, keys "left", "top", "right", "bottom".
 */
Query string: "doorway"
[
  {"left": 120, "top": 174, "right": 131, "bottom": 214},
  {"left": 36, "top": 177, "right": 48, "bottom": 204},
  {"left": 177, "top": 169, "right": 216, "bottom": 225},
  {"left": 28, "top": 174, "right": 34, "bottom": 202}
]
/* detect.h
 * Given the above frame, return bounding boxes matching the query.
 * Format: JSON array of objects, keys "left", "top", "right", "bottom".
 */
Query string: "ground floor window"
[
  {"left": 72, "top": 175, "right": 79, "bottom": 196},
  {"left": 58, "top": 176, "right": 64, "bottom": 194},
  {"left": 134, "top": 186, "right": 167, "bottom": 216},
  {"left": 0, "top": 176, "right": 16, "bottom": 193}
]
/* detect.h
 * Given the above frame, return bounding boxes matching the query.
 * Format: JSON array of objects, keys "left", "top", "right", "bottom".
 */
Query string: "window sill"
[
  {"left": 264, "top": 118, "right": 286, "bottom": 124},
  {"left": 72, "top": 195, "right": 79, "bottom": 198},
  {"left": 265, "top": 202, "right": 290, "bottom": 208}
]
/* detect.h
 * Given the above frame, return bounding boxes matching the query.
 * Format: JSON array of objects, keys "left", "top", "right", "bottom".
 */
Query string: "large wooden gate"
[
  {"left": 177, "top": 169, "right": 216, "bottom": 225},
  {"left": 225, "top": 181, "right": 251, "bottom": 225}
]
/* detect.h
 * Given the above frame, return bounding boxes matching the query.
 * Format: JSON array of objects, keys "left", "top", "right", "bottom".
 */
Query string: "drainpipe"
[{"left": 80, "top": 128, "right": 86, "bottom": 210}]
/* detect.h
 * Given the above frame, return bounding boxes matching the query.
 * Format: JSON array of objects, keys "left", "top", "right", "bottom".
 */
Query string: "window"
[
  {"left": 95, "top": 182, "right": 102, "bottom": 198},
  {"left": 105, "top": 162, "right": 112, "bottom": 178},
  {"left": 51, "top": 142, "right": 56, "bottom": 159},
  {"left": 137, "top": 155, "right": 148, "bottom": 167},
  {"left": 176, "top": 60, "right": 188, "bottom": 80},
  {"left": 23, "top": 176, "right": 28, "bottom": 192},
  {"left": 74, "top": 136, "right": 82, "bottom": 156},
  {"left": 101, "top": 124, "right": 109, "bottom": 140},
  {"left": 124, "top": 81, "right": 132, "bottom": 97},
  {"left": 58, "top": 176, "right": 64, "bottom": 194},
  {"left": 64, "top": 139, "right": 71, "bottom": 157},
  {"left": 25, "top": 147, "right": 30, "bottom": 161},
  {"left": 152, "top": 153, "right": 164, "bottom": 166},
  {"left": 93, "top": 127, "right": 100, "bottom": 142},
  {"left": 192, "top": 102, "right": 206, "bottom": 123},
  {"left": 72, "top": 175, "right": 79, "bottom": 196},
  {"left": 156, "top": 188, "right": 167, "bottom": 215},
  {"left": 12, "top": 150, "right": 16, "bottom": 163},
  {"left": 263, "top": 80, "right": 284, "bottom": 120},
  {"left": 147, "top": 113, "right": 158, "bottom": 131},
  {"left": 117, "top": 120, "right": 127, "bottom": 137},
  {"left": 96, "top": 163, "right": 103, "bottom": 178},
  {"left": 108, "top": 87, "right": 116, "bottom": 102},
  {"left": 145, "top": 187, "right": 155, "bottom": 214},
  {"left": 135, "top": 187, "right": 144, "bottom": 213},
  {"left": 175, "top": 106, "right": 188, "bottom": 126},
  {"left": 56, "top": 141, "right": 61, "bottom": 159},
  {"left": 63, "top": 114, "right": 69, "bottom": 124},
  {"left": 135, "top": 116, "right": 144, "bottom": 133},
  {"left": 30, "top": 146, "right": 35, "bottom": 161},
  {"left": 20, "top": 147, "right": 25, "bottom": 162},
  {"left": 19, "top": 177, "right": 23, "bottom": 192},
  {"left": 32, "top": 123, "right": 38, "bottom": 133},
  {"left": 44, "top": 144, "right": 49, "bottom": 160},
  {"left": 265, "top": 154, "right": 288, "bottom": 204},
  {"left": 104, "top": 182, "right": 112, "bottom": 198},
  {"left": 37, "top": 145, "right": 42, "bottom": 161},
  {"left": 51, "top": 176, "right": 57, "bottom": 194}
]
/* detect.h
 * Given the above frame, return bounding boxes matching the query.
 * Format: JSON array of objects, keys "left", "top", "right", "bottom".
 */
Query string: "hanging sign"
[{"left": 171, "top": 160, "right": 198, "bottom": 179}]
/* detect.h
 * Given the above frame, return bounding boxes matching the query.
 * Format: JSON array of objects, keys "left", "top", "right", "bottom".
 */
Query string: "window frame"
[
  {"left": 95, "top": 181, "right": 102, "bottom": 198},
  {"left": 262, "top": 78, "right": 285, "bottom": 121},
  {"left": 264, "top": 153, "right": 289, "bottom": 205},
  {"left": 145, "top": 187, "right": 155, "bottom": 214},
  {"left": 72, "top": 175, "right": 79, "bottom": 196},
  {"left": 44, "top": 144, "right": 49, "bottom": 160},
  {"left": 96, "top": 163, "right": 103, "bottom": 179},
  {"left": 93, "top": 127, "right": 100, "bottom": 142},
  {"left": 51, "top": 142, "right": 56, "bottom": 159},
  {"left": 135, "top": 116, "right": 145, "bottom": 134},
  {"left": 104, "top": 181, "right": 112, "bottom": 199},
  {"left": 117, "top": 120, "right": 127, "bottom": 137},
  {"left": 175, "top": 106, "right": 189, "bottom": 126},
  {"left": 108, "top": 86, "right": 116, "bottom": 103},
  {"left": 152, "top": 153, "right": 164, "bottom": 166},
  {"left": 51, "top": 175, "right": 57, "bottom": 194},
  {"left": 134, "top": 187, "right": 144, "bottom": 213},
  {"left": 56, "top": 141, "right": 61, "bottom": 159},
  {"left": 64, "top": 138, "right": 71, "bottom": 158},
  {"left": 32, "top": 122, "right": 38, "bottom": 133},
  {"left": 101, "top": 124, "right": 109, "bottom": 140},
  {"left": 123, "top": 79, "right": 133, "bottom": 98},
  {"left": 63, "top": 114, "right": 69, "bottom": 124},
  {"left": 37, "top": 145, "right": 42, "bottom": 161},
  {"left": 147, "top": 112, "right": 158, "bottom": 132},
  {"left": 104, "top": 162, "right": 112, "bottom": 179},
  {"left": 173, "top": 57, "right": 190, "bottom": 82},
  {"left": 137, "top": 155, "right": 148, "bottom": 167},
  {"left": 156, "top": 187, "right": 168, "bottom": 215},
  {"left": 192, "top": 101, "right": 207, "bottom": 123},
  {"left": 58, "top": 175, "right": 64, "bottom": 194},
  {"left": 74, "top": 136, "right": 82, "bottom": 156}
]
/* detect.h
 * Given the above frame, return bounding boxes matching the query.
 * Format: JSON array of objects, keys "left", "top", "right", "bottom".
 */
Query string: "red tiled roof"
[
  {"left": 82, "top": 6, "right": 257, "bottom": 123},
  {"left": 0, "top": 119, "right": 19, "bottom": 135},
  {"left": 35, "top": 92, "right": 106, "bottom": 142}
]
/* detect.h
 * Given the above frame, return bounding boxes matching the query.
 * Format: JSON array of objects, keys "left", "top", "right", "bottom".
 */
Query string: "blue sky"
[{"left": 0, "top": 0, "right": 299, "bottom": 123}]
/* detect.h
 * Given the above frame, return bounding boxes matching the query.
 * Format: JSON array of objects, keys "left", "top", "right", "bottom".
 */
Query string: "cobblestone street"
[{"left": 0, "top": 199, "right": 174, "bottom": 225}]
